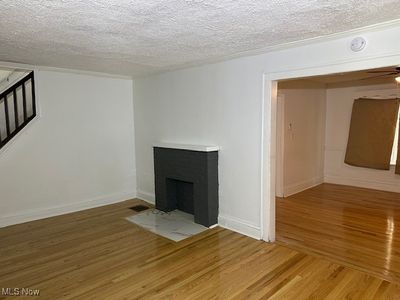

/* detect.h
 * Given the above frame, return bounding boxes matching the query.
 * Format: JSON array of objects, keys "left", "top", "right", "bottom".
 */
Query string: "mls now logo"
[{"left": 1, "top": 287, "right": 40, "bottom": 296}]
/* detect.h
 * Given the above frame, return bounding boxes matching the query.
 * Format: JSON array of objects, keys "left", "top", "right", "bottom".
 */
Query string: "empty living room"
[{"left": 1, "top": 1, "right": 400, "bottom": 299}]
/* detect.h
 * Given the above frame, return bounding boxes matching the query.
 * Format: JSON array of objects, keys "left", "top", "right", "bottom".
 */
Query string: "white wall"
[
  {"left": 0, "top": 70, "right": 136, "bottom": 227},
  {"left": 0, "top": 70, "right": 29, "bottom": 93},
  {"left": 133, "top": 59, "right": 263, "bottom": 238},
  {"left": 279, "top": 88, "right": 326, "bottom": 197},
  {"left": 133, "top": 23, "right": 400, "bottom": 239},
  {"left": 324, "top": 83, "right": 400, "bottom": 192}
]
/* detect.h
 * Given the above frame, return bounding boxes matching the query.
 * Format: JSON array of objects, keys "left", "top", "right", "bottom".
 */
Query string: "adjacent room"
[
  {"left": 276, "top": 66, "right": 400, "bottom": 282},
  {"left": 1, "top": 1, "right": 400, "bottom": 299}
]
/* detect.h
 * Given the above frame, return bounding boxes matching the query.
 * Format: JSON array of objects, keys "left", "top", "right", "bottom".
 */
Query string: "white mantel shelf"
[{"left": 153, "top": 142, "right": 219, "bottom": 152}]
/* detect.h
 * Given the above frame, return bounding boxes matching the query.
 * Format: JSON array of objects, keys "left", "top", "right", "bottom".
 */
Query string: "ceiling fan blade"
[
  {"left": 367, "top": 70, "right": 395, "bottom": 73},
  {"left": 361, "top": 73, "right": 398, "bottom": 80}
]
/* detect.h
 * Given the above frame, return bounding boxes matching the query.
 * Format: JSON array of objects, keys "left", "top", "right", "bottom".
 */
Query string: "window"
[{"left": 390, "top": 109, "right": 400, "bottom": 165}]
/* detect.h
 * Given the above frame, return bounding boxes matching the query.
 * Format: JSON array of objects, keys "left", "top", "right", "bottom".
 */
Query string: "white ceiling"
[{"left": 1, "top": 1, "right": 400, "bottom": 77}]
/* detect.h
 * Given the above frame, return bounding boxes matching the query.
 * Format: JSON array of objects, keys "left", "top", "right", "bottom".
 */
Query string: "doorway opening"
[{"left": 272, "top": 66, "right": 400, "bottom": 282}]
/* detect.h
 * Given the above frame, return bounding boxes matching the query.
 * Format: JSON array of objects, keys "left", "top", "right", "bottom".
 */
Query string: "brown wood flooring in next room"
[
  {"left": 1, "top": 199, "right": 400, "bottom": 299},
  {"left": 277, "top": 183, "right": 400, "bottom": 285}
]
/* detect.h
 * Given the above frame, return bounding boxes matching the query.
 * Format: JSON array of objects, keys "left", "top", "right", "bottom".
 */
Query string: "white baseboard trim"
[
  {"left": 218, "top": 214, "right": 261, "bottom": 240},
  {"left": 324, "top": 175, "right": 400, "bottom": 193},
  {"left": 136, "top": 190, "right": 155, "bottom": 204},
  {"left": 0, "top": 190, "right": 137, "bottom": 228},
  {"left": 284, "top": 176, "right": 324, "bottom": 197}
]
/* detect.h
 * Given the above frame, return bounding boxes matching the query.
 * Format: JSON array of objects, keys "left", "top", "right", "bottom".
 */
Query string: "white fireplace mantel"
[{"left": 153, "top": 142, "right": 220, "bottom": 152}]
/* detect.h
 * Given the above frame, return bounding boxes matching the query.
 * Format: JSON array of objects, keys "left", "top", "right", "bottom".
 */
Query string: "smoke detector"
[{"left": 350, "top": 37, "right": 367, "bottom": 52}]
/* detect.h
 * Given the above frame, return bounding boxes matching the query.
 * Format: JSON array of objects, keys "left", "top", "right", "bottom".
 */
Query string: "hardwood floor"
[
  {"left": 277, "top": 183, "right": 400, "bottom": 285},
  {"left": 1, "top": 199, "right": 399, "bottom": 299}
]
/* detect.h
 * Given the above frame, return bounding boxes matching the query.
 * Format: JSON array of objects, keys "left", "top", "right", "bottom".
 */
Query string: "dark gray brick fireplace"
[{"left": 153, "top": 144, "right": 219, "bottom": 227}]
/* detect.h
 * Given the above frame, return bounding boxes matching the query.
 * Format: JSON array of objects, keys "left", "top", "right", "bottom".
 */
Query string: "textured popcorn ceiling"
[{"left": 0, "top": 1, "right": 399, "bottom": 76}]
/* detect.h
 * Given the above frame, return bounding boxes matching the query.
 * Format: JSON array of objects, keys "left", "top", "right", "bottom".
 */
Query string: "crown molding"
[{"left": 0, "top": 61, "right": 133, "bottom": 80}]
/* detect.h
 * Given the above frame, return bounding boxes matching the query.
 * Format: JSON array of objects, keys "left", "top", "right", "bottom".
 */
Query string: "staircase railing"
[{"left": 0, "top": 71, "right": 36, "bottom": 150}]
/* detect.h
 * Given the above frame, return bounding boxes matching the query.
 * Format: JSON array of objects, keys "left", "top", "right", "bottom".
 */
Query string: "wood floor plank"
[
  {"left": 277, "top": 183, "right": 400, "bottom": 284},
  {"left": 1, "top": 197, "right": 400, "bottom": 299}
]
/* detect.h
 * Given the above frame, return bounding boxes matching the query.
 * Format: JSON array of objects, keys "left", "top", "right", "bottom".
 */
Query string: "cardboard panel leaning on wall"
[
  {"left": 0, "top": 70, "right": 136, "bottom": 227},
  {"left": 344, "top": 98, "right": 399, "bottom": 170},
  {"left": 325, "top": 84, "right": 400, "bottom": 193}
]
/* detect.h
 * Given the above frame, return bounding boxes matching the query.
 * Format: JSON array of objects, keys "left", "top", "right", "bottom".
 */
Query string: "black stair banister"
[
  {"left": 13, "top": 89, "right": 18, "bottom": 128},
  {"left": 22, "top": 82, "right": 27, "bottom": 121},
  {"left": 3, "top": 94, "right": 11, "bottom": 136},
  {"left": 0, "top": 71, "right": 36, "bottom": 150}
]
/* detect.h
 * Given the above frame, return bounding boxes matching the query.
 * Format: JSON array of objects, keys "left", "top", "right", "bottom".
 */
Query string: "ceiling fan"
[{"left": 362, "top": 67, "right": 400, "bottom": 82}]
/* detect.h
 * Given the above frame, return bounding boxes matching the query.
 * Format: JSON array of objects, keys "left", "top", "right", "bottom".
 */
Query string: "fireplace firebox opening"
[{"left": 166, "top": 178, "right": 194, "bottom": 215}]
